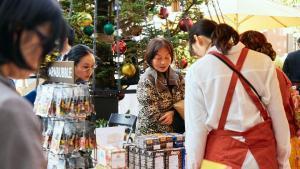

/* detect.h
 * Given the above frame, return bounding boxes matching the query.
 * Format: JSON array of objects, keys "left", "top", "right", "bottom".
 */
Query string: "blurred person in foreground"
[
  {"left": 185, "top": 19, "right": 290, "bottom": 169},
  {"left": 0, "top": 0, "right": 67, "bottom": 168}
]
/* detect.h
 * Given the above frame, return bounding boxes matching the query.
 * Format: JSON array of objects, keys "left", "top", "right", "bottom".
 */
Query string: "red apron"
[{"left": 205, "top": 48, "right": 279, "bottom": 169}]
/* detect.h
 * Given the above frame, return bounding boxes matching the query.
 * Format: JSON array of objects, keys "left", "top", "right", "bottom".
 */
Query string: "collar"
[
  {"left": 207, "top": 42, "right": 245, "bottom": 56},
  {"left": 145, "top": 67, "right": 179, "bottom": 91}
]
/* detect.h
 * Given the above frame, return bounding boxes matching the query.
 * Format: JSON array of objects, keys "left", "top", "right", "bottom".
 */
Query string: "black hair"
[
  {"left": 188, "top": 19, "right": 239, "bottom": 55},
  {"left": 0, "top": 0, "right": 67, "bottom": 70},
  {"left": 64, "top": 44, "right": 94, "bottom": 65},
  {"left": 297, "top": 37, "right": 300, "bottom": 44},
  {"left": 189, "top": 19, "right": 217, "bottom": 44},
  {"left": 145, "top": 37, "right": 174, "bottom": 67},
  {"left": 66, "top": 23, "right": 75, "bottom": 46}
]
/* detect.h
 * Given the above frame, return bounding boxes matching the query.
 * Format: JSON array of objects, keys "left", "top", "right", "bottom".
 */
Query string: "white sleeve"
[
  {"left": 264, "top": 65, "right": 291, "bottom": 169},
  {"left": 185, "top": 68, "right": 209, "bottom": 169}
]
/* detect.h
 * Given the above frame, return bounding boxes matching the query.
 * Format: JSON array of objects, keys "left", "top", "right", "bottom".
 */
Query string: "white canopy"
[{"left": 203, "top": 0, "right": 300, "bottom": 32}]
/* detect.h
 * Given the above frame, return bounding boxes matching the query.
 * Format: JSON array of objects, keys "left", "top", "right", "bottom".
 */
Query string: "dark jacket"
[{"left": 283, "top": 50, "right": 300, "bottom": 83}]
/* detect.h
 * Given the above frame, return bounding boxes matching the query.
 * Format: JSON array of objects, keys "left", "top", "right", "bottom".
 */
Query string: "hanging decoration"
[
  {"left": 158, "top": 7, "right": 169, "bottom": 19},
  {"left": 121, "top": 63, "right": 136, "bottom": 77},
  {"left": 77, "top": 12, "right": 93, "bottom": 27},
  {"left": 178, "top": 17, "right": 193, "bottom": 32},
  {"left": 103, "top": 22, "right": 114, "bottom": 35},
  {"left": 83, "top": 25, "right": 94, "bottom": 36},
  {"left": 176, "top": 57, "right": 188, "bottom": 69},
  {"left": 117, "top": 90, "right": 125, "bottom": 101},
  {"left": 112, "top": 40, "right": 127, "bottom": 55}
]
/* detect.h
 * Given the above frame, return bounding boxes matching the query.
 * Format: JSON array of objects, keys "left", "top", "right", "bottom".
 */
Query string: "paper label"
[{"left": 50, "top": 121, "right": 65, "bottom": 154}]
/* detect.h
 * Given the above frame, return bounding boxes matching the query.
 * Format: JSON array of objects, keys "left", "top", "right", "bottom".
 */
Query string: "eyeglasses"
[
  {"left": 33, "top": 28, "right": 56, "bottom": 56},
  {"left": 79, "top": 64, "right": 98, "bottom": 72}
]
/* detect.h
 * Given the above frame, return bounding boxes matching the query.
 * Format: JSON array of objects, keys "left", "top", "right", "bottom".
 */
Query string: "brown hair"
[
  {"left": 144, "top": 37, "right": 174, "bottom": 67},
  {"left": 240, "top": 30, "right": 276, "bottom": 60},
  {"left": 211, "top": 24, "right": 239, "bottom": 54},
  {"left": 188, "top": 19, "right": 239, "bottom": 55}
]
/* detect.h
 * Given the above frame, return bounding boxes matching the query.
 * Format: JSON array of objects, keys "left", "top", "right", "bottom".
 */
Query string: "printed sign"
[{"left": 48, "top": 61, "right": 75, "bottom": 84}]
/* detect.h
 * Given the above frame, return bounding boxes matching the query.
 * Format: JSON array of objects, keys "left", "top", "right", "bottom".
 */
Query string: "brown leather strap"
[{"left": 209, "top": 48, "right": 269, "bottom": 130}]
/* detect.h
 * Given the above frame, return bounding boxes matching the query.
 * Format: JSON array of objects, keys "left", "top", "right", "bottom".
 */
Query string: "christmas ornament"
[
  {"left": 176, "top": 57, "right": 188, "bottom": 69},
  {"left": 158, "top": 7, "right": 169, "bottom": 19},
  {"left": 112, "top": 40, "right": 127, "bottom": 55},
  {"left": 77, "top": 12, "right": 93, "bottom": 27},
  {"left": 150, "top": 6, "right": 158, "bottom": 14},
  {"left": 180, "top": 58, "right": 188, "bottom": 69},
  {"left": 121, "top": 63, "right": 136, "bottom": 77},
  {"left": 178, "top": 17, "right": 193, "bottom": 32},
  {"left": 103, "top": 23, "right": 114, "bottom": 35},
  {"left": 83, "top": 25, "right": 94, "bottom": 36},
  {"left": 117, "top": 90, "right": 125, "bottom": 101}
]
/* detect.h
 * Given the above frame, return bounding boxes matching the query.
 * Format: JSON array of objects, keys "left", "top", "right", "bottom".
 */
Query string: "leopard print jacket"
[{"left": 135, "top": 67, "right": 185, "bottom": 135}]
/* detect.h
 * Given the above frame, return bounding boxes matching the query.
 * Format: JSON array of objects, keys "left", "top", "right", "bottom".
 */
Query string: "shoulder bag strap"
[{"left": 209, "top": 49, "right": 269, "bottom": 122}]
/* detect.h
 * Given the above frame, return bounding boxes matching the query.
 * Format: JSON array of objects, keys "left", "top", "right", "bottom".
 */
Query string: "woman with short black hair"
[{"left": 0, "top": 0, "right": 67, "bottom": 168}]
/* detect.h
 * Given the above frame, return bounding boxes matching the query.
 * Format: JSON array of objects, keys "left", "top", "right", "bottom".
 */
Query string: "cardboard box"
[
  {"left": 97, "top": 146, "right": 126, "bottom": 169},
  {"left": 146, "top": 150, "right": 166, "bottom": 169}
]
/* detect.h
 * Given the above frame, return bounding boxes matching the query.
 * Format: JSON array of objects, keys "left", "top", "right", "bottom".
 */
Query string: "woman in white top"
[{"left": 185, "top": 19, "right": 290, "bottom": 169}]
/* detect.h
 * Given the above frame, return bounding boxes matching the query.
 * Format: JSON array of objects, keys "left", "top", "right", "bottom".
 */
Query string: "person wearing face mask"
[
  {"left": 135, "top": 37, "right": 185, "bottom": 135},
  {"left": 185, "top": 19, "right": 290, "bottom": 169},
  {"left": 0, "top": 0, "right": 67, "bottom": 168},
  {"left": 63, "top": 44, "right": 96, "bottom": 83}
]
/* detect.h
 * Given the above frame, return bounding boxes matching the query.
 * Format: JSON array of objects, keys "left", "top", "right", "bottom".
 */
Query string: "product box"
[
  {"left": 164, "top": 133, "right": 185, "bottom": 148},
  {"left": 146, "top": 149, "right": 166, "bottom": 169},
  {"left": 128, "top": 145, "right": 136, "bottom": 169},
  {"left": 139, "top": 149, "right": 147, "bottom": 169},
  {"left": 135, "top": 135, "right": 161, "bottom": 150},
  {"left": 134, "top": 147, "right": 141, "bottom": 169},
  {"left": 123, "top": 143, "right": 135, "bottom": 168},
  {"left": 165, "top": 147, "right": 185, "bottom": 169},
  {"left": 97, "top": 146, "right": 126, "bottom": 169}
]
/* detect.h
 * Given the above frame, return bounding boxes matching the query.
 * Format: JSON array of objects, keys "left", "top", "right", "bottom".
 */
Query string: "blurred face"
[
  {"left": 191, "top": 35, "right": 211, "bottom": 58},
  {"left": 2, "top": 23, "right": 52, "bottom": 79},
  {"left": 75, "top": 53, "right": 96, "bottom": 81},
  {"left": 152, "top": 47, "right": 172, "bottom": 73},
  {"left": 20, "top": 23, "right": 51, "bottom": 71}
]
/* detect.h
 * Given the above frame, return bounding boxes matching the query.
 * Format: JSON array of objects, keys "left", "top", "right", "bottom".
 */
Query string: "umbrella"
[{"left": 203, "top": 0, "right": 300, "bottom": 32}]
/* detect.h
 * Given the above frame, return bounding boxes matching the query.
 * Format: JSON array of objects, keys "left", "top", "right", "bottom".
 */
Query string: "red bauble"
[
  {"left": 178, "top": 17, "right": 193, "bottom": 32},
  {"left": 117, "top": 91, "right": 125, "bottom": 101},
  {"left": 180, "top": 58, "right": 188, "bottom": 69},
  {"left": 112, "top": 40, "right": 127, "bottom": 55},
  {"left": 158, "top": 7, "right": 169, "bottom": 19}
]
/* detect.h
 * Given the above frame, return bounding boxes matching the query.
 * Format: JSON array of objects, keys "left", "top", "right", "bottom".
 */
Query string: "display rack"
[{"left": 34, "top": 83, "right": 96, "bottom": 169}]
